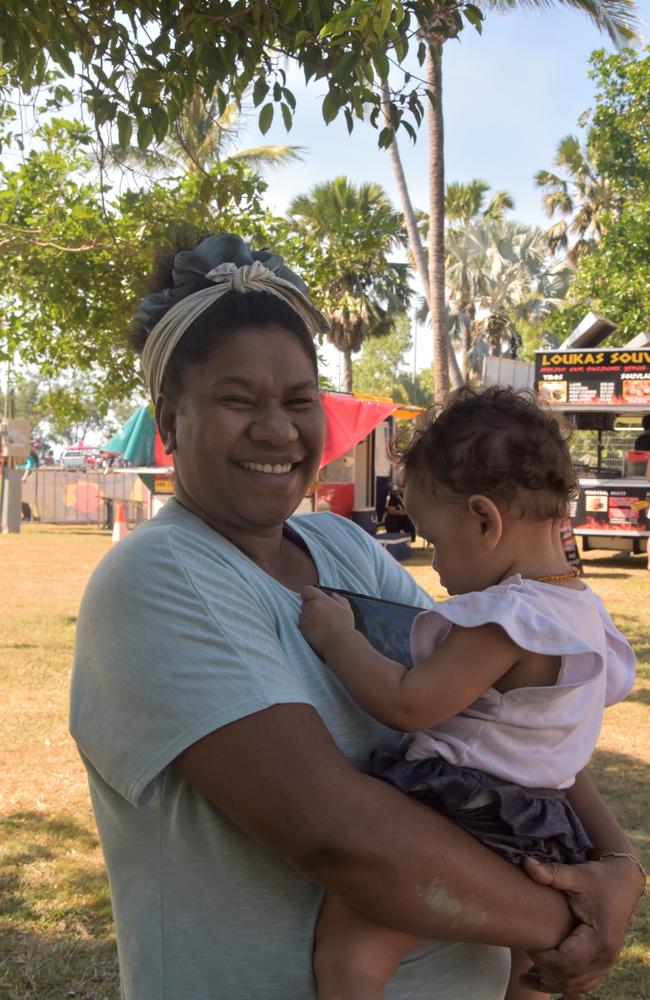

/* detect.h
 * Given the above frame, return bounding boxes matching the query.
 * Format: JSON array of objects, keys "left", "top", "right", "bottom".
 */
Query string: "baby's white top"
[{"left": 405, "top": 576, "right": 636, "bottom": 789}]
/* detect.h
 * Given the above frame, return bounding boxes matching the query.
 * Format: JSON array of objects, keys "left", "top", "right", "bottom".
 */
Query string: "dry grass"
[{"left": 0, "top": 525, "right": 648, "bottom": 998}]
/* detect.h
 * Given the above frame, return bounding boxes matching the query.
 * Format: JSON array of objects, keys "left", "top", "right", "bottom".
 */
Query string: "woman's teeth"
[{"left": 241, "top": 461, "right": 293, "bottom": 475}]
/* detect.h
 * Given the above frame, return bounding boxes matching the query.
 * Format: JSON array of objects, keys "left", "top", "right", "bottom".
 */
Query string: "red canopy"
[{"left": 320, "top": 393, "right": 397, "bottom": 469}]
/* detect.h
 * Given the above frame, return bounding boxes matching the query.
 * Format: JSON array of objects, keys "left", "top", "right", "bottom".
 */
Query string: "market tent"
[
  {"left": 104, "top": 406, "right": 169, "bottom": 467},
  {"left": 321, "top": 393, "right": 404, "bottom": 468}
]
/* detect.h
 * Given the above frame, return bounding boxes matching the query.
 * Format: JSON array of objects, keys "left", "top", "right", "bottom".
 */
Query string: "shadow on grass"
[
  {"left": 582, "top": 551, "right": 647, "bottom": 569},
  {"left": 590, "top": 747, "right": 650, "bottom": 835},
  {"left": 0, "top": 810, "right": 118, "bottom": 998},
  {"left": 1, "top": 811, "right": 108, "bottom": 918},
  {"left": 625, "top": 688, "right": 650, "bottom": 706},
  {"left": 0, "top": 928, "right": 119, "bottom": 1000}
]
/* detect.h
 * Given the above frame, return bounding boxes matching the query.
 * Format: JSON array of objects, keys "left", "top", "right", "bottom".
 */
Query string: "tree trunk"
[
  {"left": 463, "top": 303, "right": 476, "bottom": 378},
  {"left": 448, "top": 341, "right": 464, "bottom": 388},
  {"left": 341, "top": 348, "right": 353, "bottom": 392},
  {"left": 381, "top": 61, "right": 463, "bottom": 396},
  {"left": 427, "top": 43, "right": 449, "bottom": 403},
  {"left": 380, "top": 81, "right": 430, "bottom": 300}
]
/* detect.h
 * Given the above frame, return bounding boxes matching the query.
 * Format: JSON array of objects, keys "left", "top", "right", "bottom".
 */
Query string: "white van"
[{"left": 60, "top": 448, "right": 100, "bottom": 470}]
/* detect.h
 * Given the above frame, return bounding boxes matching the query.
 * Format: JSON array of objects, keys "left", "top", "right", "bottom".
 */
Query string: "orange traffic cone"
[{"left": 112, "top": 502, "right": 128, "bottom": 544}]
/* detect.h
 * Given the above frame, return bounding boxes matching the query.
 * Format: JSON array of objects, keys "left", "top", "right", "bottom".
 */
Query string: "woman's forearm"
[
  {"left": 179, "top": 705, "right": 574, "bottom": 953},
  {"left": 301, "top": 771, "right": 574, "bottom": 952}
]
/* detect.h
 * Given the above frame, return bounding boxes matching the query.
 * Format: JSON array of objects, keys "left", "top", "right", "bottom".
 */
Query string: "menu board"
[
  {"left": 572, "top": 483, "right": 650, "bottom": 535},
  {"left": 535, "top": 349, "right": 650, "bottom": 407}
]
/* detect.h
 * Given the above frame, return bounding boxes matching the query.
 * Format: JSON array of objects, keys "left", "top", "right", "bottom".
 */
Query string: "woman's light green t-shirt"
[{"left": 70, "top": 501, "right": 509, "bottom": 999}]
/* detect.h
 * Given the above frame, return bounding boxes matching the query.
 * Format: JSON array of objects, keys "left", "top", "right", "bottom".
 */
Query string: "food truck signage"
[
  {"left": 571, "top": 482, "right": 650, "bottom": 536},
  {"left": 535, "top": 349, "right": 650, "bottom": 407}
]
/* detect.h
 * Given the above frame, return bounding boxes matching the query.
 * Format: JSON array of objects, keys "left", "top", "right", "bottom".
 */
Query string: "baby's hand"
[{"left": 299, "top": 586, "right": 356, "bottom": 657}]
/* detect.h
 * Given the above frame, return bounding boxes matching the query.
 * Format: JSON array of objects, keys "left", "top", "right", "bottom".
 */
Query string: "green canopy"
[{"left": 104, "top": 406, "right": 156, "bottom": 467}]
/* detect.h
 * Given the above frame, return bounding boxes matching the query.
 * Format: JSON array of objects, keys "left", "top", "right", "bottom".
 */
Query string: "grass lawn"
[{"left": 1, "top": 524, "right": 648, "bottom": 999}]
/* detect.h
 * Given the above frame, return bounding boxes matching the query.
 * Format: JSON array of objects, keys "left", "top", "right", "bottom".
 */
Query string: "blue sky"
[
  {"left": 236, "top": 2, "right": 649, "bottom": 380},
  {"left": 242, "top": 2, "right": 649, "bottom": 228}
]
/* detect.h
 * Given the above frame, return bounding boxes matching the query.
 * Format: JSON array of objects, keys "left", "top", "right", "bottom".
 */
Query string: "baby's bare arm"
[{"left": 300, "top": 587, "right": 521, "bottom": 731}]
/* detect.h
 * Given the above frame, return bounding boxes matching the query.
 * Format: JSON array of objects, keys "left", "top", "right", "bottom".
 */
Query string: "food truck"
[{"left": 534, "top": 318, "right": 650, "bottom": 555}]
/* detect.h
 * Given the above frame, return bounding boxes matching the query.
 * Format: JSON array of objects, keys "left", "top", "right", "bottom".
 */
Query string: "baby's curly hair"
[{"left": 392, "top": 385, "right": 578, "bottom": 520}]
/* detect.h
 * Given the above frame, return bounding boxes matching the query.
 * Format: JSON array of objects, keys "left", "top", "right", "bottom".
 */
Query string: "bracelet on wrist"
[{"left": 598, "top": 852, "right": 647, "bottom": 897}]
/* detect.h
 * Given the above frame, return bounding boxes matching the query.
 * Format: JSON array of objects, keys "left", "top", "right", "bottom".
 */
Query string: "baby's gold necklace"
[{"left": 533, "top": 567, "right": 581, "bottom": 584}]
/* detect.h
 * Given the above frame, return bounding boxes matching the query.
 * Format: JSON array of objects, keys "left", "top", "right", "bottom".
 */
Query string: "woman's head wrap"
[{"left": 135, "top": 234, "right": 330, "bottom": 401}]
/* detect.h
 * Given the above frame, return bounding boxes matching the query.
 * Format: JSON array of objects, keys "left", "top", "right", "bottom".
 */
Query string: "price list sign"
[
  {"left": 534, "top": 349, "right": 650, "bottom": 407},
  {"left": 573, "top": 485, "right": 650, "bottom": 535}
]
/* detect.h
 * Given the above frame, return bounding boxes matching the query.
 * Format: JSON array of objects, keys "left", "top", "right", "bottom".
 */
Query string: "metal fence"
[{"left": 21, "top": 469, "right": 149, "bottom": 526}]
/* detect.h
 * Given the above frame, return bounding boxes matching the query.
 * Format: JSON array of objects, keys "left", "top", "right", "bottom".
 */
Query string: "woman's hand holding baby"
[{"left": 299, "top": 587, "right": 356, "bottom": 658}]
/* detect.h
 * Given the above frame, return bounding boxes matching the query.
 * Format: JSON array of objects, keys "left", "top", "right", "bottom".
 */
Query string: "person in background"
[
  {"left": 633, "top": 414, "right": 650, "bottom": 452},
  {"left": 19, "top": 448, "right": 39, "bottom": 520},
  {"left": 383, "top": 484, "right": 416, "bottom": 541}
]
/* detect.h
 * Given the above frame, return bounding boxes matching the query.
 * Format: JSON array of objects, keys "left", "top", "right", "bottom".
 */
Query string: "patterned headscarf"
[{"left": 135, "top": 234, "right": 330, "bottom": 401}]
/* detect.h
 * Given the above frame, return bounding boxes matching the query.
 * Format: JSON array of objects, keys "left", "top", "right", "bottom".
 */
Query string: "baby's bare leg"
[{"left": 314, "top": 892, "right": 422, "bottom": 1000}]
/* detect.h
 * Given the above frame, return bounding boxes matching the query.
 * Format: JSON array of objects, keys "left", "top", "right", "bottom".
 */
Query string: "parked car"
[{"left": 60, "top": 448, "right": 101, "bottom": 471}]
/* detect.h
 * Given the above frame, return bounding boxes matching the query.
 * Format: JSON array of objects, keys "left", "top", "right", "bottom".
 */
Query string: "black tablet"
[{"left": 319, "top": 588, "right": 427, "bottom": 668}]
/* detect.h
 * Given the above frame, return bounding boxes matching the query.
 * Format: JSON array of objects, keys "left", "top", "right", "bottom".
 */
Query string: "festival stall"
[{"left": 534, "top": 335, "right": 650, "bottom": 555}]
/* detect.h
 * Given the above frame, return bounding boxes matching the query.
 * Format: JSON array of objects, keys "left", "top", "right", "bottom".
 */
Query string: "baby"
[{"left": 299, "top": 385, "right": 636, "bottom": 1000}]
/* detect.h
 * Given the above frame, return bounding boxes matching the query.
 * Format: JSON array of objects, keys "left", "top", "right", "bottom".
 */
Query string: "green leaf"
[
  {"left": 258, "top": 102, "right": 274, "bottom": 134},
  {"left": 281, "top": 87, "right": 296, "bottom": 112},
  {"left": 372, "top": 50, "right": 389, "bottom": 82},
  {"left": 463, "top": 4, "right": 483, "bottom": 33},
  {"left": 309, "top": 0, "right": 323, "bottom": 32},
  {"left": 116, "top": 111, "right": 132, "bottom": 150},
  {"left": 344, "top": 107, "right": 354, "bottom": 134},
  {"left": 149, "top": 104, "right": 168, "bottom": 143},
  {"left": 281, "top": 101, "right": 293, "bottom": 131},
  {"left": 93, "top": 97, "right": 116, "bottom": 126},
  {"left": 281, "top": 0, "right": 299, "bottom": 19},
  {"left": 322, "top": 90, "right": 340, "bottom": 125},
  {"left": 136, "top": 118, "right": 154, "bottom": 151},
  {"left": 252, "top": 75, "right": 269, "bottom": 106},
  {"left": 380, "top": 0, "right": 392, "bottom": 33},
  {"left": 402, "top": 120, "right": 417, "bottom": 143},
  {"left": 199, "top": 175, "right": 214, "bottom": 202},
  {"left": 378, "top": 126, "right": 394, "bottom": 149},
  {"left": 333, "top": 50, "right": 358, "bottom": 84}
]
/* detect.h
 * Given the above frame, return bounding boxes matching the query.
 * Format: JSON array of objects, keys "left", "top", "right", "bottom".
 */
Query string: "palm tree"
[
  {"left": 417, "top": 180, "right": 515, "bottom": 373},
  {"left": 445, "top": 180, "right": 514, "bottom": 227},
  {"left": 381, "top": 0, "right": 639, "bottom": 402},
  {"left": 535, "top": 131, "right": 617, "bottom": 265},
  {"left": 288, "top": 177, "right": 412, "bottom": 392},
  {"left": 113, "top": 90, "right": 304, "bottom": 177},
  {"left": 445, "top": 218, "right": 571, "bottom": 373}
]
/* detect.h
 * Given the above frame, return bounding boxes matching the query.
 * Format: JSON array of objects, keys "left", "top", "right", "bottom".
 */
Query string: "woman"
[{"left": 70, "top": 234, "right": 643, "bottom": 1000}]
